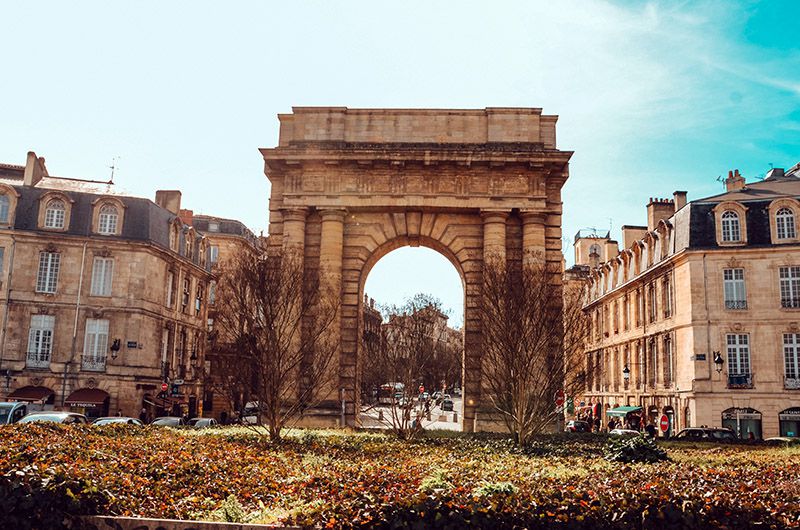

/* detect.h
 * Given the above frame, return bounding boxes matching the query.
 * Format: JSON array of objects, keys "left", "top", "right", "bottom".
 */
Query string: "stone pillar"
[
  {"left": 281, "top": 208, "right": 308, "bottom": 256},
  {"left": 481, "top": 210, "right": 509, "bottom": 266},
  {"left": 521, "top": 211, "right": 547, "bottom": 267},
  {"left": 319, "top": 209, "right": 346, "bottom": 411}
]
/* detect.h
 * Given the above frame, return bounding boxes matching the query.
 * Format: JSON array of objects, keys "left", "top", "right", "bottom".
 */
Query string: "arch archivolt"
[{"left": 261, "top": 107, "right": 572, "bottom": 431}]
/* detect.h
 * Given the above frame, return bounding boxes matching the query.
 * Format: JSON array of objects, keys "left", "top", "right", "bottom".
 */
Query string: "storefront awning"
[
  {"left": 7, "top": 386, "right": 54, "bottom": 403},
  {"left": 606, "top": 406, "right": 642, "bottom": 417},
  {"left": 65, "top": 388, "right": 110, "bottom": 407}
]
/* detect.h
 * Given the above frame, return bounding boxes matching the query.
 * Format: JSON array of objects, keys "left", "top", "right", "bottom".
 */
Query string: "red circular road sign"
[
  {"left": 555, "top": 390, "right": 565, "bottom": 407},
  {"left": 161, "top": 382, "right": 168, "bottom": 392},
  {"left": 659, "top": 414, "right": 670, "bottom": 432}
]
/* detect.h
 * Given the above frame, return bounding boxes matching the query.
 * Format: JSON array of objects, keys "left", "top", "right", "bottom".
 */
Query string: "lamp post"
[{"left": 713, "top": 351, "right": 724, "bottom": 374}]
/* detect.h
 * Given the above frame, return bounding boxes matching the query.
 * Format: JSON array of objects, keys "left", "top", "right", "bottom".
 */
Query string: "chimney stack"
[
  {"left": 673, "top": 191, "right": 688, "bottom": 212},
  {"left": 179, "top": 208, "right": 194, "bottom": 225},
  {"left": 647, "top": 197, "right": 675, "bottom": 231},
  {"left": 725, "top": 169, "right": 746, "bottom": 192},
  {"left": 23, "top": 151, "right": 48, "bottom": 187},
  {"left": 155, "top": 190, "right": 182, "bottom": 215}
]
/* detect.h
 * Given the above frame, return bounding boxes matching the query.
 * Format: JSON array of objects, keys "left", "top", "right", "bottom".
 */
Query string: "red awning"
[
  {"left": 65, "top": 388, "right": 110, "bottom": 407},
  {"left": 7, "top": 386, "right": 55, "bottom": 402}
]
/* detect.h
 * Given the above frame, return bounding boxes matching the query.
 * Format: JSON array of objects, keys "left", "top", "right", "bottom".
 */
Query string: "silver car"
[
  {"left": 18, "top": 411, "right": 88, "bottom": 424},
  {"left": 92, "top": 416, "right": 144, "bottom": 426}
]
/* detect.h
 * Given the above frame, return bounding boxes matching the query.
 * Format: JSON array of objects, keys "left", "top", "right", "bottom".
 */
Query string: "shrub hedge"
[{"left": 1, "top": 424, "right": 798, "bottom": 529}]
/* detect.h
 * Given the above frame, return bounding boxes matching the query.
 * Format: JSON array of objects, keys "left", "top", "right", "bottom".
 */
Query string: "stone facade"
[
  {"left": 260, "top": 107, "right": 572, "bottom": 430},
  {"left": 0, "top": 153, "right": 214, "bottom": 420},
  {"left": 579, "top": 163, "right": 800, "bottom": 438}
]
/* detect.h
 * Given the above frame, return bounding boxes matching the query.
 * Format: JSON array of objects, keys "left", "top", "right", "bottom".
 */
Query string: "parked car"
[
  {"left": 92, "top": 416, "right": 144, "bottom": 426},
  {"left": 241, "top": 401, "right": 262, "bottom": 425},
  {"left": 764, "top": 437, "right": 800, "bottom": 446},
  {"left": 18, "top": 412, "right": 88, "bottom": 424},
  {"left": 609, "top": 428, "right": 641, "bottom": 437},
  {"left": 565, "top": 420, "right": 591, "bottom": 433},
  {"left": 419, "top": 392, "right": 430, "bottom": 403},
  {"left": 673, "top": 427, "right": 736, "bottom": 441},
  {"left": 151, "top": 416, "right": 186, "bottom": 427},
  {"left": 0, "top": 402, "right": 30, "bottom": 425},
  {"left": 441, "top": 399, "right": 454, "bottom": 412},
  {"left": 188, "top": 417, "right": 218, "bottom": 428}
]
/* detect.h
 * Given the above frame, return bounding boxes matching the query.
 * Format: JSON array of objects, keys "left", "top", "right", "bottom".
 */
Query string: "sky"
[{"left": 1, "top": 1, "right": 798, "bottom": 328}]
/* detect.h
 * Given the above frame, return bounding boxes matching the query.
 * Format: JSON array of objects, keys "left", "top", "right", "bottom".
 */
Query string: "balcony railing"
[
  {"left": 81, "top": 355, "right": 107, "bottom": 372},
  {"left": 785, "top": 377, "right": 800, "bottom": 390},
  {"left": 725, "top": 300, "right": 747, "bottom": 310},
  {"left": 782, "top": 298, "right": 800, "bottom": 309},
  {"left": 728, "top": 373, "right": 753, "bottom": 389},
  {"left": 26, "top": 351, "right": 51, "bottom": 369}
]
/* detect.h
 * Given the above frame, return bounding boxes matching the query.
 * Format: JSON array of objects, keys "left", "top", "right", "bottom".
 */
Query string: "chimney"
[
  {"left": 604, "top": 240, "right": 619, "bottom": 260},
  {"left": 179, "top": 208, "right": 194, "bottom": 225},
  {"left": 370, "top": 298, "right": 375, "bottom": 309},
  {"left": 23, "top": 151, "right": 48, "bottom": 187},
  {"left": 725, "top": 169, "right": 746, "bottom": 192},
  {"left": 647, "top": 197, "right": 675, "bottom": 231},
  {"left": 621, "top": 225, "right": 648, "bottom": 249},
  {"left": 673, "top": 191, "right": 688, "bottom": 212},
  {"left": 155, "top": 190, "right": 182, "bottom": 215}
]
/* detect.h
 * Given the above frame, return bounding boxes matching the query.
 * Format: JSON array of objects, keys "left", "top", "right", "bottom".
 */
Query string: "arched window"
[
  {"left": 721, "top": 211, "right": 741, "bottom": 242},
  {"left": 169, "top": 225, "right": 179, "bottom": 252},
  {"left": 98, "top": 205, "right": 119, "bottom": 235},
  {"left": 44, "top": 200, "right": 66, "bottom": 229},
  {"left": 776, "top": 208, "right": 796, "bottom": 240},
  {"left": 0, "top": 195, "right": 9, "bottom": 223}
]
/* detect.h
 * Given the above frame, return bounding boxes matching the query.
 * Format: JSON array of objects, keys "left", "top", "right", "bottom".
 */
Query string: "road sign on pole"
[
  {"left": 659, "top": 414, "right": 670, "bottom": 432},
  {"left": 555, "top": 389, "right": 565, "bottom": 407},
  {"left": 161, "top": 382, "right": 168, "bottom": 392}
]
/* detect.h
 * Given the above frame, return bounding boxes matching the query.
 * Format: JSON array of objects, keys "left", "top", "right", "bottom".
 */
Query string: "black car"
[
  {"left": 565, "top": 420, "right": 591, "bottom": 433},
  {"left": 673, "top": 427, "right": 736, "bottom": 441}
]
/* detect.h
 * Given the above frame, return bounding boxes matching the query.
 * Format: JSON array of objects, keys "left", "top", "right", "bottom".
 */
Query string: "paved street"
[{"left": 360, "top": 397, "right": 463, "bottom": 431}]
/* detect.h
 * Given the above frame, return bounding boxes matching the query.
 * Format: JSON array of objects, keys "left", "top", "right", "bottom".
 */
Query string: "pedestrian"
[
  {"left": 220, "top": 410, "right": 228, "bottom": 425},
  {"left": 139, "top": 407, "right": 147, "bottom": 423},
  {"left": 645, "top": 423, "right": 657, "bottom": 438},
  {"left": 594, "top": 416, "right": 601, "bottom": 433},
  {"left": 116, "top": 409, "right": 122, "bottom": 417}
]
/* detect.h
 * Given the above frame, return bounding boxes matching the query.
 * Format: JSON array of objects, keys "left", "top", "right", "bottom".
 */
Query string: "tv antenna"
[{"left": 108, "top": 157, "right": 119, "bottom": 184}]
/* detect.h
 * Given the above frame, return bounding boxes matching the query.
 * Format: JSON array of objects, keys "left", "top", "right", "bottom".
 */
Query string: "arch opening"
[{"left": 358, "top": 243, "right": 465, "bottom": 432}]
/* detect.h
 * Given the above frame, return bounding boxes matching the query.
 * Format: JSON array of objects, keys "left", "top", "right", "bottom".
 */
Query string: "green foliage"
[
  {"left": 604, "top": 434, "right": 669, "bottom": 463},
  {"left": 473, "top": 481, "right": 517, "bottom": 497},
  {"left": 419, "top": 470, "right": 453, "bottom": 494}
]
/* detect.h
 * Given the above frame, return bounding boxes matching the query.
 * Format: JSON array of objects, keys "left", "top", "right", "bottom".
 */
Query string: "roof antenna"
[{"left": 108, "top": 156, "right": 119, "bottom": 184}]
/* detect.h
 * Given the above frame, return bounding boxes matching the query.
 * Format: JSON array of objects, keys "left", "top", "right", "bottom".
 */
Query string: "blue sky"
[{"left": 1, "top": 1, "right": 798, "bottom": 328}]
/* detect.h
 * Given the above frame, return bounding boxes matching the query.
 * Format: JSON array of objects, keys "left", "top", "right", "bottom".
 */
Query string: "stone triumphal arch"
[{"left": 260, "top": 107, "right": 572, "bottom": 431}]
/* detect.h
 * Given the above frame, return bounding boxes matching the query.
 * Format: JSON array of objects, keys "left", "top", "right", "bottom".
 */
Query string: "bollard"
[
  {"left": 378, "top": 410, "right": 384, "bottom": 421},
  {"left": 453, "top": 412, "right": 458, "bottom": 423}
]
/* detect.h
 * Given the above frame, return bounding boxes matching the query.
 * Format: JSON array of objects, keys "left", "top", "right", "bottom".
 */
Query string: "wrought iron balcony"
[
  {"left": 785, "top": 377, "right": 800, "bottom": 390},
  {"left": 782, "top": 298, "right": 800, "bottom": 309},
  {"left": 81, "top": 355, "right": 107, "bottom": 372},
  {"left": 26, "top": 351, "right": 51, "bottom": 369},
  {"left": 725, "top": 300, "right": 747, "bottom": 310},
  {"left": 727, "top": 373, "right": 753, "bottom": 389}
]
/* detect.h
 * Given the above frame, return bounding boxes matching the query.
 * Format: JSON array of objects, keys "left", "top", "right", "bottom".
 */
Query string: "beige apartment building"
[
  {"left": 0, "top": 152, "right": 214, "bottom": 420},
  {"left": 579, "top": 163, "right": 800, "bottom": 438}
]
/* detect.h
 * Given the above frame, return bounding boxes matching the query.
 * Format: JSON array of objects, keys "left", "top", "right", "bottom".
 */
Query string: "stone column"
[
  {"left": 520, "top": 210, "right": 546, "bottom": 267},
  {"left": 281, "top": 208, "right": 308, "bottom": 256},
  {"left": 319, "top": 209, "right": 346, "bottom": 413},
  {"left": 481, "top": 210, "right": 509, "bottom": 266}
]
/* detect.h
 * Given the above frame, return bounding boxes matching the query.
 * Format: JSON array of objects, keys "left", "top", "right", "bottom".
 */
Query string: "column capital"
[
  {"left": 480, "top": 209, "right": 511, "bottom": 222},
  {"left": 319, "top": 208, "right": 347, "bottom": 222},
  {"left": 520, "top": 210, "right": 547, "bottom": 224},
  {"left": 281, "top": 207, "right": 308, "bottom": 223}
]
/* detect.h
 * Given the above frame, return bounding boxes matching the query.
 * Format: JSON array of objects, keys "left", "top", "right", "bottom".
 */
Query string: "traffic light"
[
  {"left": 566, "top": 397, "right": 575, "bottom": 415},
  {"left": 170, "top": 383, "right": 180, "bottom": 396}
]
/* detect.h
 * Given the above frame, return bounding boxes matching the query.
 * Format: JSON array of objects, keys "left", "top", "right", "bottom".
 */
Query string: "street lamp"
[{"left": 713, "top": 351, "right": 724, "bottom": 373}]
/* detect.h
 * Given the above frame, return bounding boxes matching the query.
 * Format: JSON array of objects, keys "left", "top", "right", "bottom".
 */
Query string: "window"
[
  {"left": 780, "top": 266, "right": 800, "bottom": 308},
  {"left": 0, "top": 195, "right": 8, "bottom": 223},
  {"left": 622, "top": 294, "right": 629, "bottom": 331},
  {"left": 169, "top": 225, "right": 179, "bottom": 252},
  {"left": 166, "top": 271, "right": 175, "bottom": 307},
  {"left": 721, "top": 211, "right": 741, "bottom": 242},
  {"left": 210, "top": 245, "right": 219, "bottom": 264},
  {"left": 90, "top": 257, "right": 114, "bottom": 296},
  {"left": 44, "top": 200, "right": 66, "bottom": 229},
  {"left": 209, "top": 281, "right": 216, "bottom": 305},
  {"left": 83, "top": 319, "right": 109, "bottom": 370},
  {"left": 182, "top": 277, "right": 191, "bottom": 310},
  {"left": 208, "top": 222, "right": 220, "bottom": 232},
  {"left": 723, "top": 268, "right": 747, "bottom": 309},
  {"left": 613, "top": 301, "right": 619, "bottom": 334},
  {"left": 663, "top": 335, "right": 673, "bottom": 385},
  {"left": 648, "top": 283, "right": 657, "bottom": 323},
  {"left": 783, "top": 333, "right": 800, "bottom": 381},
  {"left": 726, "top": 334, "right": 751, "bottom": 376},
  {"left": 776, "top": 208, "right": 796, "bottom": 240},
  {"left": 635, "top": 289, "right": 643, "bottom": 327},
  {"left": 0, "top": 247, "right": 4, "bottom": 275},
  {"left": 27, "top": 315, "right": 54, "bottom": 368},
  {"left": 36, "top": 252, "right": 60, "bottom": 293},
  {"left": 663, "top": 276, "right": 673, "bottom": 317},
  {"left": 98, "top": 205, "right": 119, "bottom": 235},
  {"left": 648, "top": 339, "right": 657, "bottom": 386},
  {"left": 185, "top": 238, "right": 193, "bottom": 259},
  {"left": 195, "top": 282, "right": 203, "bottom": 315}
]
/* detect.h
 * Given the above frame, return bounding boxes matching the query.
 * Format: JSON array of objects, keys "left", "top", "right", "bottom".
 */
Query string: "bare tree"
[
  {"left": 366, "top": 294, "right": 451, "bottom": 439},
  {"left": 211, "top": 249, "right": 339, "bottom": 441},
  {"left": 481, "top": 257, "right": 589, "bottom": 445}
]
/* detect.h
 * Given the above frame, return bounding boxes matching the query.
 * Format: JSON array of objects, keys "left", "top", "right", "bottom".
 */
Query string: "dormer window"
[
  {"left": 185, "top": 238, "right": 193, "bottom": 259},
  {"left": 721, "top": 211, "right": 741, "bottom": 242},
  {"left": 0, "top": 195, "right": 9, "bottom": 224},
  {"left": 777, "top": 208, "right": 796, "bottom": 240},
  {"left": 98, "top": 205, "right": 119, "bottom": 235},
  {"left": 44, "top": 200, "right": 66, "bottom": 229},
  {"left": 169, "top": 223, "right": 180, "bottom": 252}
]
